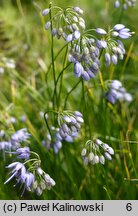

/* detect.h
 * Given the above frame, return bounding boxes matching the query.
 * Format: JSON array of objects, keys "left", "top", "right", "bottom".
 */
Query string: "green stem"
[
  {"left": 24, "top": 158, "right": 38, "bottom": 165},
  {"left": 81, "top": 79, "right": 88, "bottom": 134},
  {"left": 30, "top": 151, "right": 41, "bottom": 160},
  {"left": 63, "top": 79, "right": 81, "bottom": 109},
  {"left": 46, "top": 43, "right": 68, "bottom": 79},
  {"left": 81, "top": 79, "right": 85, "bottom": 107},
  {"left": 52, "top": 62, "right": 71, "bottom": 109},
  {"left": 49, "top": 2, "right": 57, "bottom": 110},
  {"left": 28, "top": 160, "right": 41, "bottom": 171},
  {"left": 57, "top": 46, "right": 69, "bottom": 109}
]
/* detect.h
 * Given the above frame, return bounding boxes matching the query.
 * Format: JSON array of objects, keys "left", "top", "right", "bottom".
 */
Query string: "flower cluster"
[
  {"left": 4, "top": 161, "right": 55, "bottom": 196},
  {"left": 95, "top": 24, "right": 133, "bottom": 65},
  {"left": 1, "top": 128, "right": 56, "bottom": 196},
  {"left": 42, "top": 126, "right": 63, "bottom": 154},
  {"left": 43, "top": 111, "right": 84, "bottom": 154},
  {"left": 105, "top": 80, "right": 133, "bottom": 104},
  {"left": 42, "top": 4, "right": 134, "bottom": 80},
  {"left": 42, "top": 6, "right": 85, "bottom": 42},
  {"left": 0, "top": 128, "right": 30, "bottom": 154},
  {"left": 9, "top": 146, "right": 30, "bottom": 160},
  {"left": 4, "top": 162, "right": 34, "bottom": 196},
  {"left": 69, "top": 36, "right": 100, "bottom": 80},
  {"left": 81, "top": 138, "right": 114, "bottom": 165},
  {"left": 68, "top": 23, "right": 133, "bottom": 80},
  {"left": 0, "top": 141, "right": 11, "bottom": 152},
  {"left": 11, "top": 128, "right": 31, "bottom": 148},
  {"left": 114, "top": 0, "right": 136, "bottom": 10},
  {"left": 33, "top": 167, "right": 55, "bottom": 196},
  {"left": 58, "top": 110, "right": 84, "bottom": 139}
]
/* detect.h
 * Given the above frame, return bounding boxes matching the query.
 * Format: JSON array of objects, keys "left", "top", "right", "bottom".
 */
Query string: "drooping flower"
[
  {"left": 113, "top": 24, "right": 133, "bottom": 39},
  {"left": 94, "top": 24, "right": 134, "bottom": 66},
  {"left": 58, "top": 110, "right": 84, "bottom": 140},
  {"left": 81, "top": 138, "right": 114, "bottom": 165},
  {"left": 23, "top": 172, "right": 35, "bottom": 190},
  {"left": 0, "top": 141, "right": 11, "bottom": 151},
  {"left": 11, "top": 128, "right": 31, "bottom": 146},
  {"left": 4, "top": 162, "right": 26, "bottom": 184},
  {"left": 69, "top": 36, "right": 100, "bottom": 80},
  {"left": 42, "top": 8, "right": 50, "bottom": 16},
  {"left": 8, "top": 147, "right": 30, "bottom": 160},
  {"left": 43, "top": 110, "right": 83, "bottom": 154},
  {"left": 32, "top": 167, "right": 56, "bottom": 196},
  {"left": 105, "top": 80, "right": 133, "bottom": 104},
  {"left": 114, "top": 0, "right": 120, "bottom": 8},
  {"left": 96, "top": 28, "right": 107, "bottom": 35}
]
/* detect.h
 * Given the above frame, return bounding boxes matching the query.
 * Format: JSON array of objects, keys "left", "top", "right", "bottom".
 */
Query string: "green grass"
[{"left": 0, "top": 0, "right": 138, "bottom": 200}]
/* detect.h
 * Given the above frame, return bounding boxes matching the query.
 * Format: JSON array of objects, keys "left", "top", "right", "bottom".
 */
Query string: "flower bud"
[
  {"left": 45, "top": 21, "right": 51, "bottom": 30},
  {"left": 93, "top": 155, "right": 99, "bottom": 164},
  {"left": 104, "top": 152, "right": 112, "bottom": 160},
  {"left": 81, "top": 148, "right": 87, "bottom": 157},
  {"left": 96, "top": 28, "right": 107, "bottom": 35},
  {"left": 107, "top": 147, "right": 114, "bottom": 155},
  {"left": 99, "top": 155, "right": 105, "bottom": 164},
  {"left": 88, "top": 152, "right": 94, "bottom": 162},
  {"left": 42, "top": 9, "right": 50, "bottom": 16}
]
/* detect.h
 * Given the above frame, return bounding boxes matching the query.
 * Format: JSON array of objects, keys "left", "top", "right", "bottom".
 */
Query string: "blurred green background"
[{"left": 0, "top": 0, "right": 138, "bottom": 199}]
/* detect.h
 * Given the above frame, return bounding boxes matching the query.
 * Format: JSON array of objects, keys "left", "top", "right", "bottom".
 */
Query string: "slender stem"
[
  {"left": 24, "top": 158, "right": 38, "bottom": 165},
  {"left": 52, "top": 62, "right": 71, "bottom": 107},
  {"left": 56, "top": 63, "right": 71, "bottom": 86},
  {"left": 81, "top": 79, "right": 85, "bottom": 110},
  {"left": 81, "top": 79, "right": 87, "bottom": 135},
  {"left": 46, "top": 43, "right": 68, "bottom": 79},
  {"left": 28, "top": 160, "right": 41, "bottom": 170},
  {"left": 49, "top": 2, "right": 57, "bottom": 110},
  {"left": 63, "top": 79, "right": 81, "bottom": 109},
  {"left": 57, "top": 46, "right": 69, "bottom": 109},
  {"left": 30, "top": 151, "right": 40, "bottom": 160},
  {"left": 43, "top": 110, "right": 59, "bottom": 136}
]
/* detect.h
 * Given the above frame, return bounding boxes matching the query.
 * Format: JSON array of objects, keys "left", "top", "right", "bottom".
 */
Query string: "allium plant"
[
  {"left": 43, "top": 4, "right": 134, "bottom": 80},
  {"left": 42, "top": 2, "right": 134, "bottom": 173},
  {"left": 68, "top": 23, "right": 133, "bottom": 79},
  {"left": 0, "top": 1, "right": 136, "bottom": 198}
]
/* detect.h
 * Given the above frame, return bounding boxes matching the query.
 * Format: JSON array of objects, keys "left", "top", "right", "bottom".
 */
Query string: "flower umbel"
[
  {"left": 105, "top": 80, "right": 133, "bottom": 104},
  {"left": 32, "top": 167, "right": 56, "bottom": 196},
  {"left": 11, "top": 128, "right": 31, "bottom": 146},
  {"left": 81, "top": 138, "right": 114, "bottom": 165},
  {"left": 43, "top": 110, "right": 84, "bottom": 154},
  {"left": 4, "top": 150, "right": 56, "bottom": 196},
  {"left": 58, "top": 110, "right": 84, "bottom": 140},
  {"left": 42, "top": 4, "right": 85, "bottom": 42}
]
